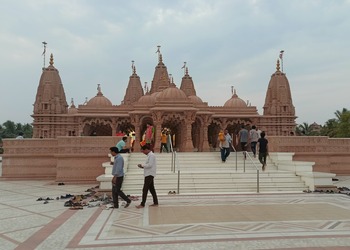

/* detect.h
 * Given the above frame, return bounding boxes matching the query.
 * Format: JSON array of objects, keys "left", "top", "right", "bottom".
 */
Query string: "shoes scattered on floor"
[
  {"left": 168, "top": 191, "right": 176, "bottom": 195},
  {"left": 58, "top": 182, "right": 65, "bottom": 186}
]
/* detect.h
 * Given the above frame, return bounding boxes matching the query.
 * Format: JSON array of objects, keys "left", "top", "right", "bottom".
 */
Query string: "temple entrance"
[
  {"left": 208, "top": 122, "right": 221, "bottom": 150},
  {"left": 116, "top": 120, "right": 134, "bottom": 136},
  {"left": 161, "top": 116, "right": 183, "bottom": 152},
  {"left": 82, "top": 122, "right": 112, "bottom": 136}
]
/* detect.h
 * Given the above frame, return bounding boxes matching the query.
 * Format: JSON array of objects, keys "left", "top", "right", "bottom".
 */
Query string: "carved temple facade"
[{"left": 32, "top": 51, "right": 296, "bottom": 152}]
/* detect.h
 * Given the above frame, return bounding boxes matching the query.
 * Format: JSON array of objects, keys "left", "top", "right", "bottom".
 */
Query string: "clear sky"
[{"left": 0, "top": 0, "right": 349, "bottom": 125}]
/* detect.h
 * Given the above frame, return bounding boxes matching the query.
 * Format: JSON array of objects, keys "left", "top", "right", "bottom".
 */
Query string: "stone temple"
[{"left": 32, "top": 51, "right": 296, "bottom": 152}]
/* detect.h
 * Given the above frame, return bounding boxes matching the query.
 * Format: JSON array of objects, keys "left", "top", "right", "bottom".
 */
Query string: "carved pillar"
[
  {"left": 202, "top": 116, "right": 211, "bottom": 152},
  {"left": 111, "top": 119, "right": 117, "bottom": 136},
  {"left": 78, "top": 118, "right": 83, "bottom": 136},
  {"left": 183, "top": 112, "right": 195, "bottom": 152},
  {"left": 131, "top": 115, "right": 140, "bottom": 152},
  {"left": 154, "top": 123, "right": 162, "bottom": 153},
  {"left": 152, "top": 111, "right": 162, "bottom": 153}
]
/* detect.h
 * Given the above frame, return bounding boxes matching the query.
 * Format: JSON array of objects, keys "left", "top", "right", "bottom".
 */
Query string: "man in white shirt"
[
  {"left": 249, "top": 125, "right": 260, "bottom": 158},
  {"left": 136, "top": 144, "right": 159, "bottom": 208}
]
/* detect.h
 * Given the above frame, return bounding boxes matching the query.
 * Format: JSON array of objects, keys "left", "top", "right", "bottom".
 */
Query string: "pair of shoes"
[
  {"left": 168, "top": 191, "right": 176, "bottom": 194},
  {"left": 58, "top": 182, "right": 65, "bottom": 185},
  {"left": 70, "top": 205, "right": 83, "bottom": 210},
  {"left": 150, "top": 204, "right": 159, "bottom": 207},
  {"left": 135, "top": 205, "right": 144, "bottom": 209},
  {"left": 124, "top": 202, "right": 131, "bottom": 208}
]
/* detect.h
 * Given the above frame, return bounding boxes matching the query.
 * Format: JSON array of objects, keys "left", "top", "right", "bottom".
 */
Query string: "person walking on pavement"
[
  {"left": 238, "top": 124, "right": 249, "bottom": 159},
  {"left": 136, "top": 144, "right": 159, "bottom": 208},
  {"left": 220, "top": 129, "right": 232, "bottom": 163},
  {"left": 256, "top": 131, "right": 269, "bottom": 171},
  {"left": 110, "top": 147, "right": 131, "bottom": 208},
  {"left": 249, "top": 125, "right": 260, "bottom": 158}
]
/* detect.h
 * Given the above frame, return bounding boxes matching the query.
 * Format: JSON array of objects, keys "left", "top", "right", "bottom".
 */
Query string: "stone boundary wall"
[
  {"left": 2, "top": 136, "right": 124, "bottom": 182},
  {"left": 2, "top": 136, "right": 350, "bottom": 182},
  {"left": 268, "top": 136, "right": 350, "bottom": 174}
]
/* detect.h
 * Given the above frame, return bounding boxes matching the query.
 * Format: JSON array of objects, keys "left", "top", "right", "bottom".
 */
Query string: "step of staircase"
[{"left": 118, "top": 152, "right": 308, "bottom": 195}]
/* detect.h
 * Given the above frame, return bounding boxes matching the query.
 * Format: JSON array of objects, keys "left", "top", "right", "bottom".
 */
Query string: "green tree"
[
  {"left": 320, "top": 118, "right": 337, "bottom": 137},
  {"left": 334, "top": 109, "right": 350, "bottom": 138},
  {"left": 0, "top": 120, "right": 33, "bottom": 140}
]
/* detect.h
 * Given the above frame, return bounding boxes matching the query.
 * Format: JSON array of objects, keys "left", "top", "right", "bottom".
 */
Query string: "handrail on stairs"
[
  {"left": 167, "top": 134, "right": 180, "bottom": 194},
  {"left": 243, "top": 151, "right": 260, "bottom": 193}
]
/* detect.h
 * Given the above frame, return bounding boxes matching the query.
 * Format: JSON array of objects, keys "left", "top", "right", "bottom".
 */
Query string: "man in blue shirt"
[{"left": 110, "top": 147, "right": 131, "bottom": 208}]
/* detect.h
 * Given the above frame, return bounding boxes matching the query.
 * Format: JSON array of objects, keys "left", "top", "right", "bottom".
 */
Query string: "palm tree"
[{"left": 296, "top": 122, "right": 312, "bottom": 136}]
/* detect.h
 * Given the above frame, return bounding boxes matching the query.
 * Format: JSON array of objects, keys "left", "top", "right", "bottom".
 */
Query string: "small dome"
[
  {"left": 137, "top": 94, "right": 156, "bottom": 105},
  {"left": 188, "top": 95, "right": 203, "bottom": 104},
  {"left": 68, "top": 99, "right": 78, "bottom": 114},
  {"left": 87, "top": 94, "right": 112, "bottom": 107},
  {"left": 68, "top": 106, "right": 78, "bottom": 114},
  {"left": 157, "top": 86, "right": 187, "bottom": 100},
  {"left": 86, "top": 85, "right": 113, "bottom": 107},
  {"left": 224, "top": 90, "right": 247, "bottom": 108}
]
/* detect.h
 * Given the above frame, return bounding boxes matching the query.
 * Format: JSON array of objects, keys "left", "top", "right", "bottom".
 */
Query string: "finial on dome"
[
  {"left": 144, "top": 82, "right": 148, "bottom": 93},
  {"left": 185, "top": 67, "right": 189, "bottom": 76},
  {"left": 233, "top": 88, "right": 238, "bottom": 97},
  {"left": 276, "top": 59, "right": 280, "bottom": 71},
  {"left": 83, "top": 97, "right": 88, "bottom": 105},
  {"left": 97, "top": 84, "right": 103, "bottom": 96},
  {"left": 131, "top": 60, "right": 135, "bottom": 74},
  {"left": 231, "top": 86, "right": 234, "bottom": 95},
  {"left": 159, "top": 53, "right": 163, "bottom": 63},
  {"left": 156, "top": 45, "right": 161, "bottom": 55},
  {"left": 181, "top": 62, "right": 187, "bottom": 75},
  {"left": 70, "top": 98, "right": 75, "bottom": 107},
  {"left": 49, "top": 53, "right": 54, "bottom": 65}
]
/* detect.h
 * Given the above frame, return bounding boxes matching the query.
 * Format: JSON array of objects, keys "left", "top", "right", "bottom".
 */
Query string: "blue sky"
[{"left": 0, "top": 0, "right": 349, "bottom": 125}]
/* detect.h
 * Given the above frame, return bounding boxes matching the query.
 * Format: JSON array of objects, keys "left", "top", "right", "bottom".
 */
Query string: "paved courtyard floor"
[{"left": 1, "top": 177, "right": 350, "bottom": 250}]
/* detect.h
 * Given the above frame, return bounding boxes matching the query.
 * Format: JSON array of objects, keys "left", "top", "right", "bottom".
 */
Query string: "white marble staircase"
[{"left": 97, "top": 152, "right": 335, "bottom": 195}]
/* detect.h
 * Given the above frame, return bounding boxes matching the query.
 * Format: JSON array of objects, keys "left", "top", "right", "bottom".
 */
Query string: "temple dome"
[
  {"left": 86, "top": 85, "right": 112, "bottom": 107},
  {"left": 68, "top": 106, "right": 78, "bottom": 114},
  {"left": 188, "top": 95, "right": 203, "bottom": 104},
  {"left": 157, "top": 86, "right": 187, "bottom": 100},
  {"left": 137, "top": 94, "right": 156, "bottom": 105},
  {"left": 224, "top": 90, "right": 247, "bottom": 108}
]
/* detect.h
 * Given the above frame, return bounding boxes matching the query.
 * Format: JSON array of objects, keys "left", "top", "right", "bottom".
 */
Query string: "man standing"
[
  {"left": 110, "top": 147, "right": 131, "bottom": 208},
  {"left": 238, "top": 124, "right": 249, "bottom": 159},
  {"left": 136, "top": 144, "right": 159, "bottom": 208},
  {"left": 116, "top": 136, "right": 130, "bottom": 153},
  {"left": 256, "top": 131, "right": 268, "bottom": 171},
  {"left": 220, "top": 129, "right": 232, "bottom": 163}
]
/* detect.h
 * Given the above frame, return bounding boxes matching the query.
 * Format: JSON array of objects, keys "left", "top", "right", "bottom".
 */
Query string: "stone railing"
[
  {"left": 268, "top": 136, "right": 350, "bottom": 174},
  {"left": 2, "top": 136, "right": 124, "bottom": 182}
]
